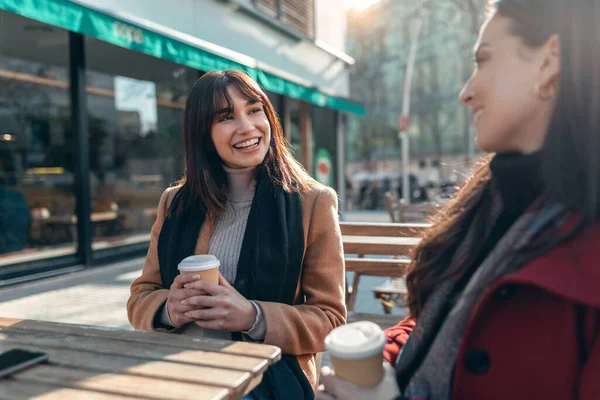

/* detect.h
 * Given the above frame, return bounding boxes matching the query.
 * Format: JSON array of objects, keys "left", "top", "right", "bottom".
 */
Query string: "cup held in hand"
[
  {"left": 325, "top": 321, "right": 387, "bottom": 387},
  {"left": 177, "top": 255, "right": 220, "bottom": 284}
]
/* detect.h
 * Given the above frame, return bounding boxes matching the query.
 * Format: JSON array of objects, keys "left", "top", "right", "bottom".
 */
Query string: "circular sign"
[{"left": 314, "top": 148, "right": 333, "bottom": 186}]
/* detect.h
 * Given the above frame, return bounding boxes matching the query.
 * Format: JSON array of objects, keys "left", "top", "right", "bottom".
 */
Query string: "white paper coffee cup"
[
  {"left": 325, "top": 321, "right": 387, "bottom": 386},
  {"left": 177, "top": 255, "right": 220, "bottom": 284}
]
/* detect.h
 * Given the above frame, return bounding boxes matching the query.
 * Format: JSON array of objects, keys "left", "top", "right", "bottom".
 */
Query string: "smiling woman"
[{"left": 128, "top": 70, "right": 347, "bottom": 400}]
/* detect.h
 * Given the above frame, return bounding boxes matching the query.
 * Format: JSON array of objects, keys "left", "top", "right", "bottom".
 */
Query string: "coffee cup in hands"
[
  {"left": 177, "top": 255, "right": 220, "bottom": 284},
  {"left": 325, "top": 321, "right": 387, "bottom": 387}
]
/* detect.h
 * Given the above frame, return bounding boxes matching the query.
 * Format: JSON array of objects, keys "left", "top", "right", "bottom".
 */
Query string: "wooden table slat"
[
  {"left": 0, "top": 378, "right": 136, "bottom": 400},
  {"left": 0, "top": 318, "right": 280, "bottom": 364},
  {"left": 340, "top": 222, "right": 431, "bottom": 237},
  {"left": 0, "top": 341, "right": 251, "bottom": 394},
  {"left": 12, "top": 365, "right": 229, "bottom": 400},
  {"left": 343, "top": 236, "right": 421, "bottom": 256},
  {"left": 0, "top": 328, "right": 269, "bottom": 376},
  {"left": 0, "top": 317, "right": 281, "bottom": 400}
]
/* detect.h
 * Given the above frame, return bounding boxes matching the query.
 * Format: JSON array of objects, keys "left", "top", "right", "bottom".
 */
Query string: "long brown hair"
[
  {"left": 407, "top": 0, "right": 600, "bottom": 318},
  {"left": 172, "top": 70, "right": 313, "bottom": 217}
]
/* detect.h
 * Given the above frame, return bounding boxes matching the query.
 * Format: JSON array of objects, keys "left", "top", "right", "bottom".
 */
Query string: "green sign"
[
  {"left": 0, "top": 0, "right": 365, "bottom": 116},
  {"left": 314, "top": 148, "right": 333, "bottom": 186}
]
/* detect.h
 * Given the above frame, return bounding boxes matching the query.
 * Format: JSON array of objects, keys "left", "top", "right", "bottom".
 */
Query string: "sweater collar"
[
  {"left": 490, "top": 152, "right": 544, "bottom": 216},
  {"left": 222, "top": 165, "right": 257, "bottom": 203}
]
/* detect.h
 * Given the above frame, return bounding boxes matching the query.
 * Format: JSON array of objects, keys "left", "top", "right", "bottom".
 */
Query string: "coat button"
[
  {"left": 495, "top": 284, "right": 517, "bottom": 300},
  {"left": 465, "top": 349, "right": 491, "bottom": 375}
]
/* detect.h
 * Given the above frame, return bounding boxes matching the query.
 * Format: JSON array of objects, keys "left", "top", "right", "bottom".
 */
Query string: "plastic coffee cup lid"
[
  {"left": 177, "top": 255, "right": 220, "bottom": 272},
  {"left": 325, "top": 321, "right": 386, "bottom": 360}
]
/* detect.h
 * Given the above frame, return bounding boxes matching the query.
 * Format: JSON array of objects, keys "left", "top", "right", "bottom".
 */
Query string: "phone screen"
[{"left": 0, "top": 348, "right": 48, "bottom": 378}]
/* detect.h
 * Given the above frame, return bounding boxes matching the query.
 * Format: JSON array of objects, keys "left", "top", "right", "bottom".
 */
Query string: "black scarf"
[{"left": 157, "top": 167, "right": 314, "bottom": 400}]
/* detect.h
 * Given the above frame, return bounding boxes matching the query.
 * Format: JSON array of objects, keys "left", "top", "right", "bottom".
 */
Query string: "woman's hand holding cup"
[
  {"left": 167, "top": 254, "right": 221, "bottom": 327},
  {"left": 182, "top": 273, "right": 257, "bottom": 332},
  {"left": 166, "top": 273, "right": 207, "bottom": 327}
]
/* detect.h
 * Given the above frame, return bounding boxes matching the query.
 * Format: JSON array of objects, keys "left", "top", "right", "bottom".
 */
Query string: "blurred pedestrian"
[{"left": 0, "top": 185, "right": 31, "bottom": 254}]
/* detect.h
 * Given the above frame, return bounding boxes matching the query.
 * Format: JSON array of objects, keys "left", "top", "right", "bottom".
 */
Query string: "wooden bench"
[
  {"left": 0, "top": 317, "right": 281, "bottom": 399},
  {"left": 341, "top": 222, "right": 430, "bottom": 314}
]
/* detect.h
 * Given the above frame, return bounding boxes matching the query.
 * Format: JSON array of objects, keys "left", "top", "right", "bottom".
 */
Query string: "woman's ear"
[{"left": 536, "top": 34, "right": 561, "bottom": 99}]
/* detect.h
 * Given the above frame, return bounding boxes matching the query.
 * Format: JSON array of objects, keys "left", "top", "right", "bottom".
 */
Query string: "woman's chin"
[{"left": 475, "top": 135, "right": 499, "bottom": 154}]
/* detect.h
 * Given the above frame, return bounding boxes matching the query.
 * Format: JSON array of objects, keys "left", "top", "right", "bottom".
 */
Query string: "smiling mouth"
[
  {"left": 233, "top": 138, "right": 261, "bottom": 150},
  {"left": 473, "top": 109, "right": 483, "bottom": 124}
]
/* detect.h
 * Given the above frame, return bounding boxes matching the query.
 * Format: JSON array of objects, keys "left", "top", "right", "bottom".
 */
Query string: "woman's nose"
[
  {"left": 459, "top": 79, "right": 474, "bottom": 106},
  {"left": 236, "top": 116, "right": 254, "bottom": 134}
]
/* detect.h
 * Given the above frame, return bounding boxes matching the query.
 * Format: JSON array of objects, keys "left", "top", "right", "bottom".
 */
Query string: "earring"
[{"left": 534, "top": 82, "right": 554, "bottom": 100}]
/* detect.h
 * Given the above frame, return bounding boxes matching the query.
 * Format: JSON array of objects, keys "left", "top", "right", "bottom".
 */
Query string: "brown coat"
[{"left": 127, "top": 183, "right": 347, "bottom": 388}]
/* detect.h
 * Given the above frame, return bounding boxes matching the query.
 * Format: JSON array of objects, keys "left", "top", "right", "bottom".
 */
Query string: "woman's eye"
[
  {"left": 473, "top": 54, "right": 487, "bottom": 66},
  {"left": 218, "top": 115, "right": 233, "bottom": 122},
  {"left": 250, "top": 107, "right": 262, "bottom": 114}
]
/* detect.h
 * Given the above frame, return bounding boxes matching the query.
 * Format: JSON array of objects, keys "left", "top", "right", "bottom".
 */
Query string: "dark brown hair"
[
  {"left": 406, "top": 0, "right": 600, "bottom": 318},
  {"left": 172, "top": 70, "right": 313, "bottom": 217}
]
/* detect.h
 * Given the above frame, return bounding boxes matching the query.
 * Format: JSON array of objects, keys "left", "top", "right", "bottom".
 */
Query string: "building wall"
[
  {"left": 73, "top": 0, "right": 350, "bottom": 97},
  {"left": 0, "top": 4, "right": 345, "bottom": 277},
  {"left": 315, "top": 0, "right": 346, "bottom": 50}
]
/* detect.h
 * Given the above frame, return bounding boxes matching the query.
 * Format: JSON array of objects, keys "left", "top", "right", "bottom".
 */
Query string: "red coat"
[{"left": 384, "top": 222, "right": 600, "bottom": 399}]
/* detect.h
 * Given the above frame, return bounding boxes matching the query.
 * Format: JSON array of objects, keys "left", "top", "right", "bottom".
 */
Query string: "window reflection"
[
  {"left": 0, "top": 11, "right": 76, "bottom": 266},
  {"left": 85, "top": 37, "right": 195, "bottom": 250}
]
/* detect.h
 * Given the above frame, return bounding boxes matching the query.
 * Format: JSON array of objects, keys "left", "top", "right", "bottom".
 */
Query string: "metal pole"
[
  {"left": 399, "top": 13, "right": 424, "bottom": 205},
  {"left": 401, "top": 133, "right": 410, "bottom": 202}
]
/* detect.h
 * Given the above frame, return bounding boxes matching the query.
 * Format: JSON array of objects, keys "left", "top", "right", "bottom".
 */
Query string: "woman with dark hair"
[
  {"left": 128, "top": 70, "right": 346, "bottom": 399},
  {"left": 319, "top": 0, "right": 600, "bottom": 399}
]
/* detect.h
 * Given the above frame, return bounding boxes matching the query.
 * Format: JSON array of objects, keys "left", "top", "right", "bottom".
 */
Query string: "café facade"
[{"left": 0, "top": 0, "right": 364, "bottom": 284}]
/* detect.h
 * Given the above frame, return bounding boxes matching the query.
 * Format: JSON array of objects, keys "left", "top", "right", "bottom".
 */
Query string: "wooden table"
[
  {"left": 0, "top": 317, "right": 281, "bottom": 400},
  {"left": 343, "top": 235, "right": 421, "bottom": 257}
]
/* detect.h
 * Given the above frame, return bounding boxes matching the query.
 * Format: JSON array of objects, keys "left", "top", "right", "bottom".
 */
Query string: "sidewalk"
[
  {"left": 0, "top": 209, "right": 401, "bottom": 331},
  {"left": 0, "top": 258, "right": 143, "bottom": 330}
]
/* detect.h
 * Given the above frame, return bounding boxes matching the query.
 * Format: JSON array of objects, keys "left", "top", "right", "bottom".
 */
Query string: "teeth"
[{"left": 234, "top": 138, "right": 259, "bottom": 149}]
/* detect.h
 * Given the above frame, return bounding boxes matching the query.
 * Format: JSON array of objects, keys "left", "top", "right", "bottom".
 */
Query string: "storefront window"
[
  {"left": 0, "top": 11, "right": 75, "bottom": 266},
  {"left": 85, "top": 37, "right": 196, "bottom": 250}
]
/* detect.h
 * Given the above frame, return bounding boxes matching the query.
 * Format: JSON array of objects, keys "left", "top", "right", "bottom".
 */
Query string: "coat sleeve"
[
  {"left": 255, "top": 186, "right": 347, "bottom": 355},
  {"left": 578, "top": 309, "right": 600, "bottom": 399},
  {"left": 126, "top": 188, "right": 176, "bottom": 332},
  {"left": 383, "top": 316, "right": 416, "bottom": 366}
]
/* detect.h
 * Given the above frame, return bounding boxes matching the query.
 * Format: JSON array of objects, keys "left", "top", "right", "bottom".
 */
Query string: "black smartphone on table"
[{"left": 0, "top": 348, "right": 48, "bottom": 378}]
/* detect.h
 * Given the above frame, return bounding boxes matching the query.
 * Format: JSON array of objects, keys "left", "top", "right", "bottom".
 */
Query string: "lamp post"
[{"left": 399, "top": 10, "right": 424, "bottom": 204}]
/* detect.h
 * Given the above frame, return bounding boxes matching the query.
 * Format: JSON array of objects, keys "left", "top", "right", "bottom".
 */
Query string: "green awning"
[{"left": 0, "top": 0, "right": 366, "bottom": 116}]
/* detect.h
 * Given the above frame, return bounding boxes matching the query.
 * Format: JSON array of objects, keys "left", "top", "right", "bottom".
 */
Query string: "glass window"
[
  {"left": 84, "top": 37, "right": 197, "bottom": 251},
  {"left": 0, "top": 11, "right": 75, "bottom": 266}
]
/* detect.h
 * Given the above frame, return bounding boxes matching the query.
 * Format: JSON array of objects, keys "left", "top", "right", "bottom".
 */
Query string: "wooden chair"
[
  {"left": 384, "top": 191, "right": 439, "bottom": 223},
  {"left": 341, "top": 222, "right": 429, "bottom": 314}
]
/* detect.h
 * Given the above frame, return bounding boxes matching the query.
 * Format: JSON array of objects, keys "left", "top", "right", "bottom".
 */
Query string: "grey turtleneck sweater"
[{"left": 160, "top": 165, "right": 266, "bottom": 341}]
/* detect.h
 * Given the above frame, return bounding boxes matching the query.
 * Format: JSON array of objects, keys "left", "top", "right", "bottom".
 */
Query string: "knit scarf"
[
  {"left": 396, "top": 190, "right": 572, "bottom": 399},
  {"left": 157, "top": 167, "right": 313, "bottom": 400}
]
